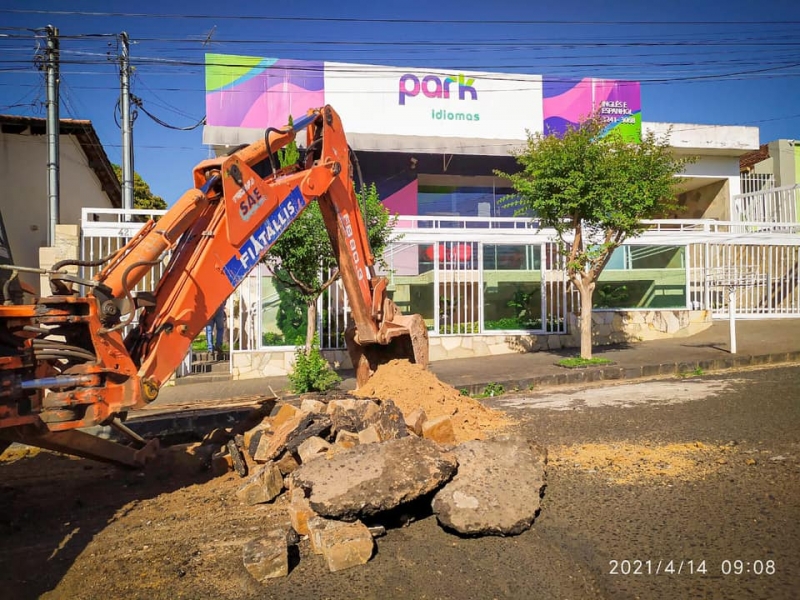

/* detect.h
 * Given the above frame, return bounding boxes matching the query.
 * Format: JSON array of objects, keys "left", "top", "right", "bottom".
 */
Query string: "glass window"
[
  {"left": 482, "top": 244, "right": 543, "bottom": 330},
  {"left": 595, "top": 245, "right": 687, "bottom": 309}
]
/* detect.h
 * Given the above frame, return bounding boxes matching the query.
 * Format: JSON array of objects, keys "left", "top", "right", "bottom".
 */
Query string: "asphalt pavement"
[{"left": 155, "top": 318, "right": 800, "bottom": 406}]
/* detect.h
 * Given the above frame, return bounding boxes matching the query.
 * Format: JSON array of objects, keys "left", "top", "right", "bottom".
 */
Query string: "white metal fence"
[
  {"left": 732, "top": 184, "right": 799, "bottom": 225},
  {"left": 80, "top": 210, "right": 800, "bottom": 357},
  {"left": 740, "top": 173, "right": 775, "bottom": 195}
]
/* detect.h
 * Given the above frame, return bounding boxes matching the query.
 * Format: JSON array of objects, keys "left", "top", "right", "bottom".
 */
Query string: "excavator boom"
[{"left": 0, "top": 106, "right": 428, "bottom": 466}]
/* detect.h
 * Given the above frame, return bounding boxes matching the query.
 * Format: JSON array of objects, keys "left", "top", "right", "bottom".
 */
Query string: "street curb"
[{"left": 456, "top": 351, "right": 800, "bottom": 396}]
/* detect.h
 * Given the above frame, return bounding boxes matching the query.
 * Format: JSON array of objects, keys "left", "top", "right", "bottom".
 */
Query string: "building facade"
[{"left": 0, "top": 116, "right": 121, "bottom": 294}]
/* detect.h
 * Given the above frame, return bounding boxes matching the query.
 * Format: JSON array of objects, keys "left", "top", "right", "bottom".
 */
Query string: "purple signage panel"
[{"left": 542, "top": 78, "right": 641, "bottom": 142}]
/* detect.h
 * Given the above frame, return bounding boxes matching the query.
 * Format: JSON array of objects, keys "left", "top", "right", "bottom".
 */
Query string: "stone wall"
[
  {"left": 39, "top": 224, "right": 80, "bottom": 293},
  {"left": 226, "top": 310, "right": 713, "bottom": 379}
]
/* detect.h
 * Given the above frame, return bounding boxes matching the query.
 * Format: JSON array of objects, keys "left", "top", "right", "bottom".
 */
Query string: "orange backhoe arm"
[{"left": 0, "top": 105, "right": 427, "bottom": 466}]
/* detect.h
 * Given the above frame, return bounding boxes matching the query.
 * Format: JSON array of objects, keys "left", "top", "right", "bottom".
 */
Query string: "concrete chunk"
[
  {"left": 357, "top": 425, "right": 381, "bottom": 445},
  {"left": 236, "top": 462, "right": 284, "bottom": 505},
  {"left": 297, "top": 436, "right": 331, "bottom": 464},
  {"left": 300, "top": 399, "right": 326, "bottom": 414},
  {"left": 244, "top": 424, "right": 272, "bottom": 460},
  {"left": 291, "top": 436, "right": 457, "bottom": 521},
  {"left": 262, "top": 413, "right": 331, "bottom": 462},
  {"left": 334, "top": 430, "right": 359, "bottom": 449},
  {"left": 405, "top": 407, "right": 427, "bottom": 436},
  {"left": 307, "top": 516, "right": 334, "bottom": 555},
  {"left": 366, "top": 399, "right": 409, "bottom": 441},
  {"left": 252, "top": 431, "right": 276, "bottom": 463},
  {"left": 276, "top": 451, "right": 300, "bottom": 475},
  {"left": 242, "top": 528, "right": 289, "bottom": 582},
  {"left": 432, "top": 435, "right": 547, "bottom": 536},
  {"left": 328, "top": 398, "right": 380, "bottom": 434},
  {"left": 422, "top": 415, "right": 456, "bottom": 445},
  {"left": 288, "top": 489, "right": 316, "bottom": 536},
  {"left": 271, "top": 403, "right": 301, "bottom": 429},
  {"left": 319, "top": 520, "right": 374, "bottom": 572}
]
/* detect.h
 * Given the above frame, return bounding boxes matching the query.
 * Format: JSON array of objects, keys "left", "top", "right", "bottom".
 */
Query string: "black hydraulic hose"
[
  {"left": 31, "top": 339, "right": 97, "bottom": 359},
  {"left": 264, "top": 126, "right": 290, "bottom": 175},
  {"left": 98, "top": 259, "right": 161, "bottom": 335},
  {"left": 34, "top": 350, "right": 96, "bottom": 362},
  {"left": 53, "top": 249, "right": 120, "bottom": 272}
]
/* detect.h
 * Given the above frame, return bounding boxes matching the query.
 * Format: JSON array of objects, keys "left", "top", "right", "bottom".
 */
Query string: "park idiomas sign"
[{"left": 205, "top": 54, "right": 640, "bottom": 143}]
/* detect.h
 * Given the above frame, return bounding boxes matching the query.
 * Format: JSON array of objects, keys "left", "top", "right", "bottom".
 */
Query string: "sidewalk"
[{"left": 154, "top": 319, "right": 800, "bottom": 407}]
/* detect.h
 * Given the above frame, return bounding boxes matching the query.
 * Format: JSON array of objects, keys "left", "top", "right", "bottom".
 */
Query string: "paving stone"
[
  {"left": 300, "top": 399, "right": 327, "bottom": 414},
  {"left": 365, "top": 399, "right": 409, "bottom": 441},
  {"left": 297, "top": 436, "right": 331, "bottom": 464},
  {"left": 236, "top": 462, "right": 283, "bottom": 505},
  {"left": 422, "top": 415, "right": 456, "bottom": 445},
  {"left": 405, "top": 407, "right": 427, "bottom": 436},
  {"left": 242, "top": 528, "right": 289, "bottom": 582},
  {"left": 334, "top": 430, "right": 359, "bottom": 449},
  {"left": 319, "top": 520, "right": 374, "bottom": 572},
  {"left": 288, "top": 488, "right": 316, "bottom": 536}
]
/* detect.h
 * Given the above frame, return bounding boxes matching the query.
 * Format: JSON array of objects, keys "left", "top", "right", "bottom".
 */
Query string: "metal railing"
[{"left": 80, "top": 208, "right": 800, "bottom": 358}]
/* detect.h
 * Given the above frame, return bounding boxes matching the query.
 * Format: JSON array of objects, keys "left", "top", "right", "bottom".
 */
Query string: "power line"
[
  {"left": 1, "top": 9, "right": 799, "bottom": 25},
  {"left": 131, "top": 94, "right": 205, "bottom": 130}
]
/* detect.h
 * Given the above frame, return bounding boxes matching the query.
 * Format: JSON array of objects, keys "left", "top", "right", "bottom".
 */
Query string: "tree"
[
  {"left": 496, "top": 114, "right": 694, "bottom": 359},
  {"left": 111, "top": 164, "right": 167, "bottom": 210},
  {"left": 265, "top": 122, "right": 397, "bottom": 351}
]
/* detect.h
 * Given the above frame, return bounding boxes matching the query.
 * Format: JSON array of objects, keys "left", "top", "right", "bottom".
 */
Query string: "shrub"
[{"left": 288, "top": 335, "right": 341, "bottom": 393}]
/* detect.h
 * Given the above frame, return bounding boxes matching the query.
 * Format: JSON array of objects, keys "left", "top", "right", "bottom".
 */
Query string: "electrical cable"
[{"left": 130, "top": 94, "right": 205, "bottom": 130}]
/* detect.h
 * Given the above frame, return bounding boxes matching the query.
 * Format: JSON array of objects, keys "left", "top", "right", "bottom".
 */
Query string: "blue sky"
[{"left": 1, "top": 0, "right": 799, "bottom": 205}]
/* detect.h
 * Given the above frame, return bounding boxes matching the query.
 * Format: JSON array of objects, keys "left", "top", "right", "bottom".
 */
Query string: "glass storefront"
[
  {"left": 240, "top": 241, "right": 689, "bottom": 350},
  {"left": 595, "top": 245, "right": 687, "bottom": 309},
  {"left": 483, "top": 245, "right": 543, "bottom": 330}
]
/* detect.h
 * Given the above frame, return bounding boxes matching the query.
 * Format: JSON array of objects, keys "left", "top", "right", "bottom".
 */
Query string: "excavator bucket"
[{"left": 346, "top": 312, "right": 429, "bottom": 388}]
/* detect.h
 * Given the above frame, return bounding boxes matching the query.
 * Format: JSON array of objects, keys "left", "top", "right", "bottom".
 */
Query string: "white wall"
[{"left": 0, "top": 131, "right": 114, "bottom": 291}]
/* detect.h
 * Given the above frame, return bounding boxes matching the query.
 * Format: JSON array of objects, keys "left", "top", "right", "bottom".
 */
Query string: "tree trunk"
[
  {"left": 305, "top": 300, "right": 317, "bottom": 353},
  {"left": 573, "top": 276, "right": 596, "bottom": 359}
]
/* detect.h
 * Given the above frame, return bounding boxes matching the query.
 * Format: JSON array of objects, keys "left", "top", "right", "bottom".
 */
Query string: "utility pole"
[
  {"left": 45, "top": 25, "right": 60, "bottom": 246},
  {"left": 119, "top": 32, "right": 134, "bottom": 212}
]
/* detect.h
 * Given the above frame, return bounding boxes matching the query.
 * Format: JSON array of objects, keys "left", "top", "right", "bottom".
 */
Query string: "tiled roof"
[{"left": 739, "top": 143, "right": 770, "bottom": 172}]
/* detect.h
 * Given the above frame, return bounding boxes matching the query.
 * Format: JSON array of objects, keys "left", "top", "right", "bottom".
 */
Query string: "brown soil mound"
[{"left": 353, "top": 359, "right": 513, "bottom": 442}]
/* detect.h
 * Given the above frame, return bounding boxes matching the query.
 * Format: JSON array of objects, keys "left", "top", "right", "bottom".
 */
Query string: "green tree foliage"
[
  {"left": 496, "top": 114, "right": 694, "bottom": 358},
  {"left": 274, "top": 277, "right": 307, "bottom": 346},
  {"left": 288, "top": 334, "right": 341, "bottom": 393},
  {"left": 265, "top": 120, "right": 397, "bottom": 351},
  {"left": 112, "top": 164, "right": 167, "bottom": 210}
]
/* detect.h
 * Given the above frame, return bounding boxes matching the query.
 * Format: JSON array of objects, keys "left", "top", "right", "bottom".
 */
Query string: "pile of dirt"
[
  {"left": 353, "top": 360, "right": 513, "bottom": 442},
  {"left": 551, "top": 441, "right": 742, "bottom": 484}
]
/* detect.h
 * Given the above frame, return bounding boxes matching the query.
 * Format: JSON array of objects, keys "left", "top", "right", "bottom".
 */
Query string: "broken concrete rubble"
[
  {"left": 405, "top": 407, "right": 427, "bottom": 436},
  {"left": 261, "top": 413, "right": 332, "bottom": 462},
  {"left": 288, "top": 488, "right": 315, "bottom": 536},
  {"left": 432, "top": 435, "right": 547, "bottom": 536},
  {"left": 271, "top": 403, "right": 301, "bottom": 429},
  {"left": 422, "top": 415, "right": 456, "bottom": 445},
  {"left": 334, "top": 430, "right": 359, "bottom": 449},
  {"left": 300, "top": 398, "right": 326, "bottom": 414},
  {"left": 242, "top": 527, "right": 289, "bottom": 582},
  {"left": 319, "top": 519, "right": 374, "bottom": 572},
  {"left": 357, "top": 425, "right": 381, "bottom": 445},
  {"left": 327, "top": 398, "right": 380, "bottom": 434},
  {"left": 290, "top": 436, "right": 457, "bottom": 521},
  {"left": 296, "top": 436, "right": 331, "bottom": 464},
  {"left": 236, "top": 462, "right": 283, "bottom": 506},
  {"left": 364, "top": 399, "right": 409, "bottom": 441}
]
